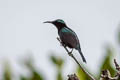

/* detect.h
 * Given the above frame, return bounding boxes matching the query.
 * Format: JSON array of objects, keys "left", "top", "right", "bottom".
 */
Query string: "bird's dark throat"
[{"left": 53, "top": 22, "right": 67, "bottom": 31}]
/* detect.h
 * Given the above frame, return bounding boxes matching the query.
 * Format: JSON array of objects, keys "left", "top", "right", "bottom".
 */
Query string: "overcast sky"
[{"left": 0, "top": 0, "right": 120, "bottom": 80}]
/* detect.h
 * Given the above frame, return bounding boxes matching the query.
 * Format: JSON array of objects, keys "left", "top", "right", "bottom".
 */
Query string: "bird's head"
[{"left": 44, "top": 19, "right": 67, "bottom": 30}]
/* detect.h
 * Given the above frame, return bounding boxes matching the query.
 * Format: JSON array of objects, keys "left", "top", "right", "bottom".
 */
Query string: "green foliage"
[
  {"left": 1, "top": 45, "right": 119, "bottom": 80},
  {"left": 1, "top": 46, "right": 119, "bottom": 80},
  {"left": 3, "top": 62, "right": 12, "bottom": 80},
  {"left": 50, "top": 55, "right": 64, "bottom": 69},
  {"left": 29, "top": 71, "right": 43, "bottom": 80},
  {"left": 50, "top": 55, "right": 64, "bottom": 80},
  {"left": 98, "top": 46, "right": 116, "bottom": 78},
  {"left": 76, "top": 66, "right": 90, "bottom": 80},
  {"left": 1, "top": 47, "right": 119, "bottom": 80},
  {"left": 20, "top": 76, "right": 28, "bottom": 80},
  {"left": 56, "top": 71, "right": 63, "bottom": 80},
  {"left": 19, "top": 57, "right": 44, "bottom": 80}
]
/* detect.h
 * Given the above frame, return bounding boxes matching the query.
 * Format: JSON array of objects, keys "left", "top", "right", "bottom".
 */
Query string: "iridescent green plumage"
[{"left": 44, "top": 19, "right": 86, "bottom": 63}]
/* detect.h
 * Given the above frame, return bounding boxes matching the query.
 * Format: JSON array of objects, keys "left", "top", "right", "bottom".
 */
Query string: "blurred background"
[{"left": 0, "top": 0, "right": 120, "bottom": 80}]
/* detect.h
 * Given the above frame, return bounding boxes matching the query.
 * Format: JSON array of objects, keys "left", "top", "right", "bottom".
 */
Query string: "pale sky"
[{"left": 0, "top": 0, "right": 120, "bottom": 80}]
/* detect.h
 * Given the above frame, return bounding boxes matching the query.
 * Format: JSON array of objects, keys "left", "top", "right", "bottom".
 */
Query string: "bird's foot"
[
  {"left": 68, "top": 49, "right": 74, "bottom": 57},
  {"left": 61, "top": 42, "right": 65, "bottom": 47},
  {"left": 68, "top": 52, "right": 73, "bottom": 57}
]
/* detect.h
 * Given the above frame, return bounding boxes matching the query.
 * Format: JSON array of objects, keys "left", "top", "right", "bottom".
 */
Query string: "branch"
[
  {"left": 57, "top": 37, "right": 96, "bottom": 80},
  {"left": 68, "top": 74, "right": 79, "bottom": 80},
  {"left": 100, "top": 70, "right": 115, "bottom": 80},
  {"left": 100, "top": 59, "right": 120, "bottom": 80},
  {"left": 114, "top": 59, "right": 120, "bottom": 79}
]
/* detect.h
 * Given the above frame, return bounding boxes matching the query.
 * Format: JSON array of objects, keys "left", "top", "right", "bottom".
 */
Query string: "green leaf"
[
  {"left": 50, "top": 55, "right": 64, "bottom": 69},
  {"left": 56, "top": 71, "right": 63, "bottom": 80},
  {"left": 76, "top": 65, "right": 90, "bottom": 80},
  {"left": 20, "top": 76, "right": 29, "bottom": 80},
  {"left": 98, "top": 46, "right": 116, "bottom": 79},
  {"left": 30, "top": 71, "right": 44, "bottom": 80},
  {"left": 50, "top": 54, "right": 64, "bottom": 80},
  {"left": 23, "top": 57, "right": 44, "bottom": 80},
  {"left": 3, "top": 61, "right": 12, "bottom": 80}
]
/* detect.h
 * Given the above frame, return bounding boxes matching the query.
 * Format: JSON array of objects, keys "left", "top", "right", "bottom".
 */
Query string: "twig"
[
  {"left": 68, "top": 74, "right": 79, "bottom": 80},
  {"left": 114, "top": 59, "right": 120, "bottom": 79},
  {"left": 100, "top": 70, "right": 115, "bottom": 80},
  {"left": 57, "top": 37, "right": 96, "bottom": 80},
  {"left": 100, "top": 59, "right": 120, "bottom": 80},
  {"left": 114, "top": 59, "right": 120, "bottom": 72}
]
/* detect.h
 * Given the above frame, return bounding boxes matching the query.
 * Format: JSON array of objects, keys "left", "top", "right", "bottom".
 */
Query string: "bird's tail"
[{"left": 77, "top": 47, "right": 87, "bottom": 63}]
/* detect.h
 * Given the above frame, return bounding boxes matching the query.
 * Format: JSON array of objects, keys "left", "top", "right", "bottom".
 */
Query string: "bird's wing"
[{"left": 59, "top": 30, "right": 80, "bottom": 48}]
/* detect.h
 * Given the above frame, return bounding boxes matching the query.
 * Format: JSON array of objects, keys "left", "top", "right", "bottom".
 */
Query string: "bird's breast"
[{"left": 58, "top": 28, "right": 80, "bottom": 49}]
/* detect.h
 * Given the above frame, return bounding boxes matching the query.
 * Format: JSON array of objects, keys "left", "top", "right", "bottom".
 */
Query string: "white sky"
[{"left": 0, "top": 0, "right": 120, "bottom": 80}]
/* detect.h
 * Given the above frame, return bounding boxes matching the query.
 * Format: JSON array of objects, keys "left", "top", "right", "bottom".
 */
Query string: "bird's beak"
[{"left": 43, "top": 21, "right": 53, "bottom": 23}]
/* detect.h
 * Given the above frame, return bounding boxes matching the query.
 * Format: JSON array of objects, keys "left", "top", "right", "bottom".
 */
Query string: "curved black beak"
[{"left": 43, "top": 21, "right": 53, "bottom": 23}]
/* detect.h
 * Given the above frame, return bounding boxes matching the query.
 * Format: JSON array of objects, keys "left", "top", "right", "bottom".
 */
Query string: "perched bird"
[{"left": 44, "top": 19, "right": 86, "bottom": 63}]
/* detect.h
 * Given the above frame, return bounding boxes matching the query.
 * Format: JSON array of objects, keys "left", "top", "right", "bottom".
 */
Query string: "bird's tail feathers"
[{"left": 77, "top": 48, "right": 87, "bottom": 63}]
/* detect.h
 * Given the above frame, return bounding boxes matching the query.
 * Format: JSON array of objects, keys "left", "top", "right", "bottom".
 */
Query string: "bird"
[{"left": 44, "top": 19, "right": 86, "bottom": 63}]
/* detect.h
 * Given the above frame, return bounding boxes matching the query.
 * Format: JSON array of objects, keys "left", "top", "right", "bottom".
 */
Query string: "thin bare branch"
[
  {"left": 68, "top": 74, "right": 79, "bottom": 80},
  {"left": 57, "top": 37, "right": 96, "bottom": 80}
]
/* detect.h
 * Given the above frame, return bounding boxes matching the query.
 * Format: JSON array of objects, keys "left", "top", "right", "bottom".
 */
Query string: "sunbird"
[{"left": 44, "top": 19, "right": 86, "bottom": 63}]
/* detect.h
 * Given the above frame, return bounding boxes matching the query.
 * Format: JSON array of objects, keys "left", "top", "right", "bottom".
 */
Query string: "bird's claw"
[
  {"left": 68, "top": 49, "right": 74, "bottom": 57},
  {"left": 68, "top": 52, "right": 73, "bottom": 57}
]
